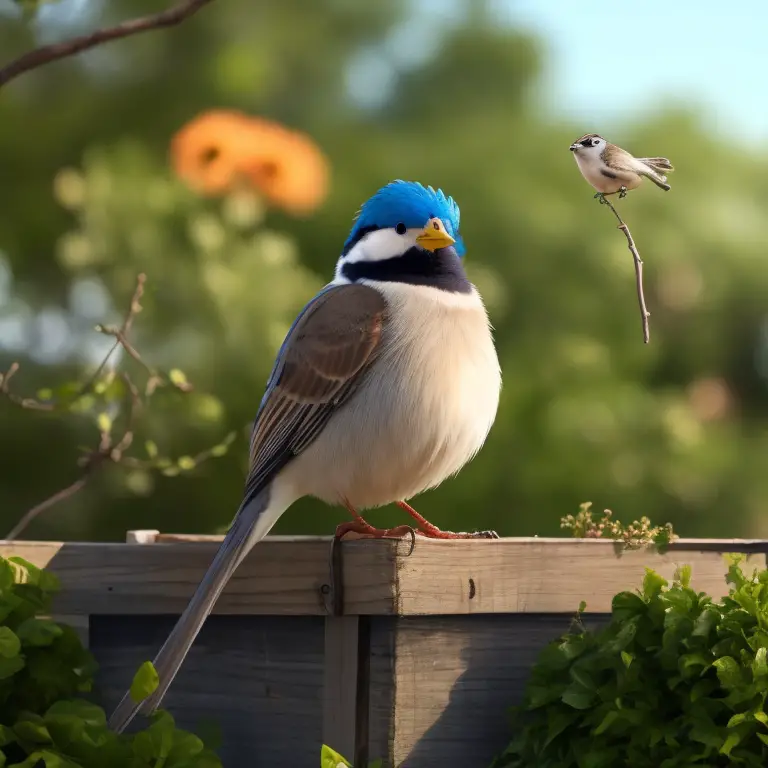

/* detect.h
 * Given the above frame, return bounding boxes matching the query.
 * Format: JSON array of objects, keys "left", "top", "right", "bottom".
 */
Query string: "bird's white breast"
[
  {"left": 285, "top": 280, "right": 502, "bottom": 509},
  {"left": 572, "top": 150, "right": 641, "bottom": 193}
]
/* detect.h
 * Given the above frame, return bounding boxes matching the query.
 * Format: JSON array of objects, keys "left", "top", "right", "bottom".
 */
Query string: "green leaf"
[
  {"left": 611, "top": 592, "right": 647, "bottom": 621},
  {"left": 0, "top": 627, "right": 21, "bottom": 658},
  {"left": 96, "top": 413, "right": 112, "bottom": 434},
  {"left": 16, "top": 618, "right": 63, "bottom": 647},
  {"left": 0, "top": 654, "right": 25, "bottom": 680},
  {"left": 14, "top": 714, "right": 52, "bottom": 744},
  {"left": 720, "top": 730, "right": 741, "bottom": 756},
  {"left": 0, "top": 725, "right": 16, "bottom": 747},
  {"left": 753, "top": 647, "right": 768, "bottom": 677},
  {"left": 321, "top": 745, "right": 352, "bottom": 768},
  {"left": 675, "top": 564, "right": 692, "bottom": 588},
  {"left": 593, "top": 710, "right": 620, "bottom": 736},
  {"left": 561, "top": 685, "right": 595, "bottom": 710},
  {"left": 620, "top": 651, "right": 633, "bottom": 669},
  {"left": 129, "top": 660, "right": 159, "bottom": 703},
  {"left": 713, "top": 656, "right": 743, "bottom": 690},
  {"left": 169, "top": 368, "right": 188, "bottom": 386},
  {"left": 642, "top": 568, "right": 668, "bottom": 600},
  {"left": 177, "top": 456, "right": 196, "bottom": 471},
  {"left": 145, "top": 440, "right": 159, "bottom": 458}
]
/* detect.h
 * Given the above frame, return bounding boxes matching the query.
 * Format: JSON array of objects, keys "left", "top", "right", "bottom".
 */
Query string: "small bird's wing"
[
  {"left": 243, "top": 281, "right": 388, "bottom": 504},
  {"left": 107, "top": 282, "right": 388, "bottom": 733},
  {"left": 601, "top": 143, "right": 641, "bottom": 174}
]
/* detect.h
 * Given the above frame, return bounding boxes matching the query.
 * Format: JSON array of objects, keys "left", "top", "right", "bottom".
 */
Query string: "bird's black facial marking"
[
  {"left": 341, "top": 225, "right": 377, "bottom": 257},
  {"left": 342, "top": 246, "right": 472, "bottom": 294}
]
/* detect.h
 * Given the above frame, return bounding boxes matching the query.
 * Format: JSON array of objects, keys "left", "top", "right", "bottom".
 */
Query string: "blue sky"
[{"left": 498, "top": 0, "right": 768, "bottom": 147}]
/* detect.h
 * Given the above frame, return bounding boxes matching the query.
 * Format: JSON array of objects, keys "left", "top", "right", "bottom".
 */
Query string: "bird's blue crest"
[{"left": 344, "top": 180, "right": 465, "bottom": 256}]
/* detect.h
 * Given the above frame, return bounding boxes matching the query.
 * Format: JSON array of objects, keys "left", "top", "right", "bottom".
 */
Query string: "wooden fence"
[{"left": 2, "top": 534, "right": 766, "bottom": 767}]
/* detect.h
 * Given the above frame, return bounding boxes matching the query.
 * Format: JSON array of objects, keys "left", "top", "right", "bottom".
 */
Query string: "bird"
[
  {"left": 107, "top": 180, "right": 502, "bottom": 732},
  {"left": 569, "top": 133, "right": 674, "bottom": 200}
]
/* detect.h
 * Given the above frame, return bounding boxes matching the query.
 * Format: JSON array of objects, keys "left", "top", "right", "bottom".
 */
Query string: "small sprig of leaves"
[
  {"left": 0, "top": 273, "right": 237, "bottom": 540},
  {"left": 560, "top": 501, "right": 677, "bottom": 552},
  {"left": 492, "top": 558, "right": 768, "bottom": 768},
  {"left": 0, "top": 554, "right": 222, "bottom": 768},
  {"left": 320, "top": 745, "right": 382, "bottom": 768}
]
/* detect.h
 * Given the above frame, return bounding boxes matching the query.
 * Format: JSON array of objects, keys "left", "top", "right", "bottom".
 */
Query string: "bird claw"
[
  {"left": 473, "top": 529, "right": 500, "bottom": 539},
  {"left": 618, "top": 186, "right": 628, "bottom": 199},
  {"left": 594, "top": 192, "right": 608, "bottom": 205}
]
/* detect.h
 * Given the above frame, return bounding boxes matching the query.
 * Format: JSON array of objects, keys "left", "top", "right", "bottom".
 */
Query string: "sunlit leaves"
[
  {"left": 493, "top": 561, "right": 768, "bottom": 767},
  {"left": 0, "top": 555, "right": 222, "bottom": 767}
]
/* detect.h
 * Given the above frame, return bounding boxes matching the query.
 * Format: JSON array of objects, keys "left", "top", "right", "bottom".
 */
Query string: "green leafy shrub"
[
  {"left": 0, "top": 554, "right": 222, "bottom": 767},
  {"left": 493, "top": 557, "right": 768, "bottom": 767}
]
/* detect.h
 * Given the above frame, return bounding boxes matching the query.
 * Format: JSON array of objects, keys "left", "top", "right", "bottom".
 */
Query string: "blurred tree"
[{"left": 1, "top": 0, "right": 768, "bottom": 542}]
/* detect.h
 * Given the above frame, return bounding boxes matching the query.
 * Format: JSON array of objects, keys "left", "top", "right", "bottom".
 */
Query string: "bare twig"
[
  {"left": 0, "top": 0, "right": 215, "bottom": 89},
  {"left": 78, "top": 273, "right": 147, "bottom": 398},
  {"left": 598, "top": 196, "right": 651, "bottom": 344},
  {"left": 4, "top": 476, "right": 91, "bottom": 541},
  {"left": 0, "top": 362, "right": 54, "bottom": 410}
]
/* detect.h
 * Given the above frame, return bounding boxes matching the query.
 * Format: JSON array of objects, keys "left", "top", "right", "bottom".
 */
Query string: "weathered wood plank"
[
  {"left": 0, "top": 539, "right": 399, "bottom": 616},
  {"left": 386, "top": 614, "right": 610, "bottom": 768},
  {"left": 1, "top": 538, "right": 764, "bottom": 616},
  {"left": 394, "top": 539, "right": 767, "bottom": 615},
  {"left": 322, "top": 616, "right": 360, "bottom": 760},
  {"left": 92, "top": 615, "right": 325, "bottom": 767}
]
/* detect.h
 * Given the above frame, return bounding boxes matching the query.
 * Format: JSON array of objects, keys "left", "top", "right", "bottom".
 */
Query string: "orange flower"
[{"left": 170, "top": 110, "right": 329, "bottom": 216}]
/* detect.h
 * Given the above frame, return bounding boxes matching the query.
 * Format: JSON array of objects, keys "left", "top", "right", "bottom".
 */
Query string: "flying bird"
[
  {"left": 108, "top": 180, "right": 502, "bottom": 732},
  {"left": 569, "top": 133, "right": 674, "bottom": 198}
]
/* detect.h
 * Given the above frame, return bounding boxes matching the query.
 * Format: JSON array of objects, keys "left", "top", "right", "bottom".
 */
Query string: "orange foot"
[
  {"left": 335, "top": 499, "right": 415, "bottom": 541},
  {"left": 396, "top": 500, "right": 499, "bottom": 539}
]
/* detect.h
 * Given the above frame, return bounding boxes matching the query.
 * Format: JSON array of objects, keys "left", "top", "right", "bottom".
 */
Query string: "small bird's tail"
[
  {"left": 638, "top": 157, "right": 674, "bottom": 173},
  {"left": 107, "top": 486, "right": 279, "bottom": 734},
  {"left": 635, "top": 157, "right": 674, "bottom": 191}
]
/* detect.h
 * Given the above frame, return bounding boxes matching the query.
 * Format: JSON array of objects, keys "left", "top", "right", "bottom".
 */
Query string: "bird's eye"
[
  {"left": 592, "top": 139, "right": 600, "bottom": 146},
  {"left": 395, "top": 222, "right": 407, "bottom": 235}
]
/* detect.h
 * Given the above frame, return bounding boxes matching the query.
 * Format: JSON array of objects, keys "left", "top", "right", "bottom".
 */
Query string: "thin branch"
[
  {"left": 598, "top": 196, "right": 651, "bottom": 344},
  {"left": 4, "top": 476, "right": 90, "bottom": 541},
  {"left": 0, "top": 0, "right": 215, "bottom": 88},
  {"left": 78, "top": 273, "right": 147, "bottom": 398}
]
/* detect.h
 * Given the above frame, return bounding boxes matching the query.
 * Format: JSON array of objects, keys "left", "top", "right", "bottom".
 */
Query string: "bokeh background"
[{"left": 1, "top": 0, "right": 767, "bottom": 542}]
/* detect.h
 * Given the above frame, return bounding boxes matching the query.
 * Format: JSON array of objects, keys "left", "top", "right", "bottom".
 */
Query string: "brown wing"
[
  {"left": 602, "top": 143, "right": 638, "bottom": 172},
  {"left": 242, "top": 283, "right": 387, "bottom": 504}
]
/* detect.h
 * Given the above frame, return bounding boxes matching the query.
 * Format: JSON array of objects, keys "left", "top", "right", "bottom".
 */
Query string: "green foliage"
[
  {"left": 560, "top": 502, "right": 677, "bottom": 551},
  {"left": 320, "top": 745, "right": 383, "bottom": 768},
  {"left": 0, "top": 555, "right": 221, "bottom": 768},
  {"left": 492, "top": 559, "right": 768, "bottom": 767},
  {"left": 3, "top": 0, "right": 768, "bottom": 542}
]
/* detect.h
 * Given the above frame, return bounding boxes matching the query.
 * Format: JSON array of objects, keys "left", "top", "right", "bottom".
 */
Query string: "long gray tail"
[{"left": 107, "top": 487, "right": 276, "bottom": 733}]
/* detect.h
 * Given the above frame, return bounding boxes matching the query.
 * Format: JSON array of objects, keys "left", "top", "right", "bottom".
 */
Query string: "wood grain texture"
[
  {"left": 0, "top": 537, "right": 764, "bottom": 616},
  {"left": 0, "top": 538, "right": 398, "bottom": 616},
  {"left": 384, "top": 614, "right": 610, "bottom": 768},
  {"left": 92, "top": 615, "right": 325, "bottom": 766},
  {"left": 394, "top": 538, "right": 767, "bottom": 615},
  {"left": 323, "top": 616, "right": 360, "bottom": 760}
]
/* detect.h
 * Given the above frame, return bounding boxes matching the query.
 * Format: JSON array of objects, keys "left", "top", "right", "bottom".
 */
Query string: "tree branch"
[
  {"left": 1, "top": 273, "right": 233, "bottom": 541},
  {"left": 598, "top": 196, "right": 651, "bottom": 344},
  {"left": 0, "top": 0, "right": 215, "bottom": 89}
]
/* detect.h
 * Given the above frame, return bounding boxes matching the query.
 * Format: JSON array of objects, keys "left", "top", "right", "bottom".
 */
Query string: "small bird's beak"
[
  {"left": 569, "top": 143, "right": 579, "bottom": 152},
  {"left": 416, "top": 217, "right": 455, "bottom": 252}
]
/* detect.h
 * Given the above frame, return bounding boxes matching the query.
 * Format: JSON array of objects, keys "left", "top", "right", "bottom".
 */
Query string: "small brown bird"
[{"left": 569, "top": 133, "right": 674, "bottom": 198}]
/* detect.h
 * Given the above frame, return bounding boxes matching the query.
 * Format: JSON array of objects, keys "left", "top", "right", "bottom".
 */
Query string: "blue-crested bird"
[{"left": 108, "top": 180, "right": 502, "bottom": 732}]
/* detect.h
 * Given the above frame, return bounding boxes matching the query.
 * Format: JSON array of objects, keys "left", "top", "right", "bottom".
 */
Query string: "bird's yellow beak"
[{"left": 415, "top": 217, "right": 455, "bottom": 252}]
